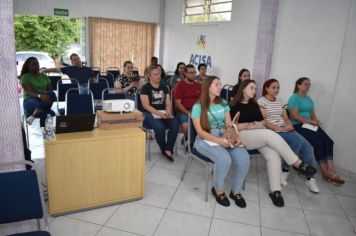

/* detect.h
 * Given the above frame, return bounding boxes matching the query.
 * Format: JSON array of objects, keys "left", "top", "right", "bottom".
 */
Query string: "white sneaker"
[
  {"left": 305, "top": 178, "right": 319, "bottom": 193},
  {"left": 281, "top": 171, "right": 289, "bottom": 186},
  {"left": 26, "top": 115, "right": 35, "bottom": 125}
]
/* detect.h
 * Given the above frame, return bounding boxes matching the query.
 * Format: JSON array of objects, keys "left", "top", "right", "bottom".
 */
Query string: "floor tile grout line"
[
  {"left": 256, "top": 156, "right": 263, "bottom": 236},
  {"left": 207, "top": 200, "right": 217, "bottom": 236},
  {"left": 295, "top": 185, "right": 313, "bottom": 236}
]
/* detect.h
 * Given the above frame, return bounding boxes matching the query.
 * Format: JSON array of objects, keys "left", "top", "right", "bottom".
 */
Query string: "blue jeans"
[
  {"left": 194, "top": 128, "right": 250, "bottom": 193},
  {"left": 294, "top": 124, "right": 334, "bottom": 163},
  {"left": 175, "top": 112, "right": 188, "bottom": 125},
  {"left": 277, "top": 131, "right": 316, "bottom": 172},
  {"left": 143, "top": 112, "right": 179, "bottom": 153},
  {"left": 23, "top": 91, "right": 56, "bottom": 127}
]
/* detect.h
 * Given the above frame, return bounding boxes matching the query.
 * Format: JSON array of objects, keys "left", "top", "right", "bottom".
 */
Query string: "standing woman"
[
  {"left": 140, "top": 65, "right": 179, "bottom": 162},
  {"left": 258, "top": 79, "right": 319, "bottom": 193},
  {"left": 230, "top": 69, "right": 250, "bottom": 98},
  {"left": 120, "top": 60, "right": 140, "bottom": 100},
  {"left": 230, "top": 80, "right": 317, "bottom": 207},
  {"left": 169, "top": 62, "right": 186, "bottom": 88},
  {"left": 21, "top": 57, "right": 56, "bottom": 127},
  {"left": 288, "top": 77, "right": 344, "bottom": 185},
  {"left": 192, "top": 76, "right": 250, "bottom": 208}
]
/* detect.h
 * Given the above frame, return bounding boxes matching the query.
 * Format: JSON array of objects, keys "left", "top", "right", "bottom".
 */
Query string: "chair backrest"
[
  {"left": 102, "top": 88, "right": 126, "bottom": 100},
  {"left": 47, "top": 74, "right": 62, "bottom": 90},
  {"left": 89, "top": 78, "right": 109, "bottom": 100},
  {"left": 220, "top": 84, "right": 234, "bottom": 101},
  {"left": 106, "top": 67, "right": 120, "bottom": 79},
  {"left": 91, "top": 67, "right": 101, "bottom": 78},
  {"left": 135, "top": 91, "right": 144, "bottom": 112},
  {"left": 57, "top": 78, "right": 80, "bottom": 102},
  {"left": 98, "top": 72, "right": 115, "bottom": 88},
  {"left": 0, "top": 161, "right": 49, "bottom": 232},
  {"left": 65, "top": 88, "right": 94, "bottom": 115}
]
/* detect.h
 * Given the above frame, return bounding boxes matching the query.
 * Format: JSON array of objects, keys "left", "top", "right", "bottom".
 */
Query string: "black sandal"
[
  {"left": 229, "top": 191, "right": 246, "bottom": 208},
  {"left": 212, "top": 187, "right": 230, "bottom": 207},
  {"left": 269, "top": 191, "right": 284, "bottom": 207}
]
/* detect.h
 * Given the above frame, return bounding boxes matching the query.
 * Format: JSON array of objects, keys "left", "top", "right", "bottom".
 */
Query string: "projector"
[{"left": 102, "top": 99, "right": 135, "bottom": 113}]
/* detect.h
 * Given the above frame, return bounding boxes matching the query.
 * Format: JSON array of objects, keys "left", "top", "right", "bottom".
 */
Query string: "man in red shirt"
[{"left": 173, "top": 64, "right": 201, "bottom": 139}]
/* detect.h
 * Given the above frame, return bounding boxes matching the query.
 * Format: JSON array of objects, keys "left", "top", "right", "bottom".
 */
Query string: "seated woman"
[
  {"left": 288, "top": 77, "right": 345, "bottom": 185},
  {"left": 21, "top": 57, "right": 56, "bottom": 127},
  {"left": 195, "top": 63, "right": 208, "bottom": 84},
  {"left": 120, "top": 60, "right": 140, "bottom": 100},
  {"left": 169, "top": 62, "right": 185, "bottom": 89},
  {"left": 230, "top": 80, "right": 317, "bottom": 207},
  {"left": 192, "top": 76, "right": 250, "bottom": 208},
  {"left": 258, "top": 79, "right": 319, "bottom": 193},
  {"left": 230, "top": 68, "right": 251, "bottom": 98},
  {"left": 140, "top": 65, "right": 179, "bottom": 162}
]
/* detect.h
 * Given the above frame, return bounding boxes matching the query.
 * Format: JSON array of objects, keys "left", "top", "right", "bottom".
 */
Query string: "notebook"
[{"left": 55, "top": 114, "right": 96, "bottom": 134}]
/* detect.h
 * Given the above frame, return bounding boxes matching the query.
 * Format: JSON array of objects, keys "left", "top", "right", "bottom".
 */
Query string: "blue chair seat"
[
  {"left": 192, "top": 147, "right": 214, "bottom": 163},
  {"left": 8, "top": 231, "right": 51, "bottom": 236}
]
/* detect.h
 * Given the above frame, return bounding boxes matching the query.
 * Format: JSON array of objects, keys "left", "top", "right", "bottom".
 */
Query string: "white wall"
[
  {"left": 163, "top": 0, "right": 261, "bottom": 84},
  {"left": 14, "top": 0, "right": 160, "bottom": 23},
  {"left": 328, "top": 0, "right": 356, "bottom": 172}
]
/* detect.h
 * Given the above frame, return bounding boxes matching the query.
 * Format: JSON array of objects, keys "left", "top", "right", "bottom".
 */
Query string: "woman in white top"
[{"left": 257, "top": 79, "right": 319, "bottom": 193}]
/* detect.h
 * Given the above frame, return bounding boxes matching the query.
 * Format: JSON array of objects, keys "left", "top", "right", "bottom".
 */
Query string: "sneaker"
[
  {"left": 305, "top": 178, "right": 319, "bottom": 193},
  {"left": 212, "top": 187, "right": 230, "bottom": 207},
  {"left": 293, "top": 161, "right": 317, "bottom": 177},
  {"left": 269, "top": 191, "right": 284, "bottom": 207},
  {"left": 281, "top": 171, "right": 289, "bottom": 186},
  {"left": 229, "top": 191, "right": 246, "bottom": 208},
  {"left": 26, "top": 115, "right": 36, "bottom": 125}
]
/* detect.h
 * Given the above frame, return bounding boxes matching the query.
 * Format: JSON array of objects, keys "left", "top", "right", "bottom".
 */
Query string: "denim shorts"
[{"left": 175, "top": 112, "right": 189, "bottom": 125}]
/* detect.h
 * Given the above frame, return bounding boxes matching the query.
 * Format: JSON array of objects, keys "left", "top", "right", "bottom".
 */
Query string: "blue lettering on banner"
[{"left": 189, "top": 54, "right": 212, "bottom": 67}]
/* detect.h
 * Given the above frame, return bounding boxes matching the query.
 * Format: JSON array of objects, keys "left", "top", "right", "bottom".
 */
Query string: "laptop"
[{"left": 55, "top": 114, "right": 96, "bottom": 134}]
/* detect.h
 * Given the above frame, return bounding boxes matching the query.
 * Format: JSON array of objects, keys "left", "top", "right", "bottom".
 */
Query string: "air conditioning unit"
[{"left": 102, "top": 99, "right": 135, "bottom": 113}]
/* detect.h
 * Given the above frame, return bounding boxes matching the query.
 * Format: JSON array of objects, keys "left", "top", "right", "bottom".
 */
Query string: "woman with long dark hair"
[
  {"left": 258, "top": 79, "right": 319, "bottom": 193},
  {"left": 230, "top": 80, "right": 317, "bottom": 207},
  {"left": 21, "top": 57, "right": 56, "bottom": 127},
  {"left": 169, "top": 62, "right": 185, "bottom": 88},
  {"left": 191, "top": 76, "right": 250, "bottom": 208},
  {"left": 288, "top": 77, "right": 344, "bottom": 185},
  {"left": 230, "top": 69, "right": 250, "bottom": 98}
]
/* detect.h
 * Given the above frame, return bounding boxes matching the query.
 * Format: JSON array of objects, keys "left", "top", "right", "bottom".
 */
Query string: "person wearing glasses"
[
  {"left": 173, "top": 64, "right": 201, "bottom": 140},
  {"left": 288, "top": 77, "right": 345, "bottom": 186}
]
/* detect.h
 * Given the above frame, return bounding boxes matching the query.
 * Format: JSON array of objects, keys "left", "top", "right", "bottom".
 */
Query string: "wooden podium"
[{"left": 44, "top": 128, "right": 145, "bottom": 215}]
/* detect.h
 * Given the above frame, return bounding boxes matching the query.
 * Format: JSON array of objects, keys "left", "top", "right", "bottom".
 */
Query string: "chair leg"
[
  {"left": 23, "top": 115, "right": 29, "bottom": 148},
  {"left": 205, "top": 164, "right": 210, "bottom": 202},
  {"left": 174, "top": 141, "right": 178, "bottom": 156},
  {"left": 242, "top": 180, "right": 246, "bottom": 191},
  {"left": 181, "top": 155, "right": 193, "bottom": 181}
]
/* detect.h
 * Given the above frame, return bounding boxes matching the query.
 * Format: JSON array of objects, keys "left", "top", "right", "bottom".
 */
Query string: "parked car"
[{"left": 16, "top": 51, "right": 55, "bottom": 76}]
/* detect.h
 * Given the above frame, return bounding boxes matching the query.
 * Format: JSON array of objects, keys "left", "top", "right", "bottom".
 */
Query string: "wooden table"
[{"left": 44, "top": 128, "right": 145, "bottom": 215}]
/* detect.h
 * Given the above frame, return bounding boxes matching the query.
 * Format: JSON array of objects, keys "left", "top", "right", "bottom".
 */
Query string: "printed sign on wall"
[{"left": 189, "top": 34, "right": 212, "bottom": 67}]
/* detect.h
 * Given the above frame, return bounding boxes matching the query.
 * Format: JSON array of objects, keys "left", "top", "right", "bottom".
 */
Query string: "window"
[{"left": 183, "top": 0, "right": 232, "bottom": 24}]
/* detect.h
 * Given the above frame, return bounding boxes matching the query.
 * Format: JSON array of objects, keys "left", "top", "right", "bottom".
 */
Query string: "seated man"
[
  {"left": 173, "top": 64, "right": 201, "bottom": 140},
  {"left": 42, "top": 53, "right": 94, "bottom": 93}
]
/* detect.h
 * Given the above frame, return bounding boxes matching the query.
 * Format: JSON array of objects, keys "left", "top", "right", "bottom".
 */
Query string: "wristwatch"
[{"left": 37, "top": 94, "right": 41, "bottom": 98}]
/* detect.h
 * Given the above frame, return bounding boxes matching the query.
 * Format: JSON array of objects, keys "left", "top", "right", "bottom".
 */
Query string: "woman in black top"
[
  {"left": 229, "top": 80, "right": 317, "bottom": 207},
  {"left": 140, "top": 65, "right": 179, "bottom": 161}
]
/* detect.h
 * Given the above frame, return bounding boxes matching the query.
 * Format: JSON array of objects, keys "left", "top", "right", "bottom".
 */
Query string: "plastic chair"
[
  {"left": 0, "top": 160, "right": 50, "bottom": 235},
  {"left": 65, "top": 88, "right": 95, "bottom": 115},
  {"left": 56, "top": 78, "right": 80, "bottom": 114},
  {"left": 102, "top": 88, "right": 126, "bottom": 100},
  {"left": 91, "top": 67, "right": 101, "bottom": 78},
  {"left": 88, "top": 78, "right": 109, "bottom": 100},
  {"left": 106, "top": 67, "right": 120, "bottom": 79},
  {"left": 181, "top": 114, "right": 214, "bottom": 201},
  {"left": 220, "top": 84, "right": 234, "bottom": 101},
  {"left": 46, "top": 72, "right": 62, "bottom": 91},
  {"left": 98, "top": 72, "right": 115, "bottom": 88}
]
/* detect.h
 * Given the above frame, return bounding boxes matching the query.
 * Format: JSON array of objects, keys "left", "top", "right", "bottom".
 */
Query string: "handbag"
[{"left": 208, "top": 109, "right": 240, "bottom": 145}]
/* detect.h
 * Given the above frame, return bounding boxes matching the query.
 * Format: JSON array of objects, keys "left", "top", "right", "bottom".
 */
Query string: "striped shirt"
[{"left": 257, "top": 96, "right": 286, "bottom": 127}]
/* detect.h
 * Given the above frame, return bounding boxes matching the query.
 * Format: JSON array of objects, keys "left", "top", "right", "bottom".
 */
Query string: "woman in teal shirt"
[
  {"left": 191, "top": 76, "right": 250, "bottom": 208},
  {"left": 288, "top": 77, "right": 344, "bottom": 185}
]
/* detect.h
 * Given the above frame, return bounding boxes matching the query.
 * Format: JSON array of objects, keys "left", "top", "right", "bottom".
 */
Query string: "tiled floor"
[{"left": 26, "top": 120, "right": 356, "bottom": 236}]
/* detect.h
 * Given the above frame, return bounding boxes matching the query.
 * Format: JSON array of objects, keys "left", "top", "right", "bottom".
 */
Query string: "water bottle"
[{"left": 44, "top": 114, "right": 54, "bottom": 141}]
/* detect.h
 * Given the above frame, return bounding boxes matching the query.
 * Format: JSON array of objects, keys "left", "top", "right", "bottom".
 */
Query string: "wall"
[
  {"left": 14, "top": 0, "right": 160, "bottom": 23},
  {"left": 328, "top": 0, "right": 356, "bottom": 172},
  {"left": 162, "top": 0, "right": 261, "bottom": 83}
]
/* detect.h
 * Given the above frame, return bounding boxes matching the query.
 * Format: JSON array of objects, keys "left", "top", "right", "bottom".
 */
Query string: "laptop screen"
[{"left": 55, "top": 114, "right": 96, "bottom": 134}]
